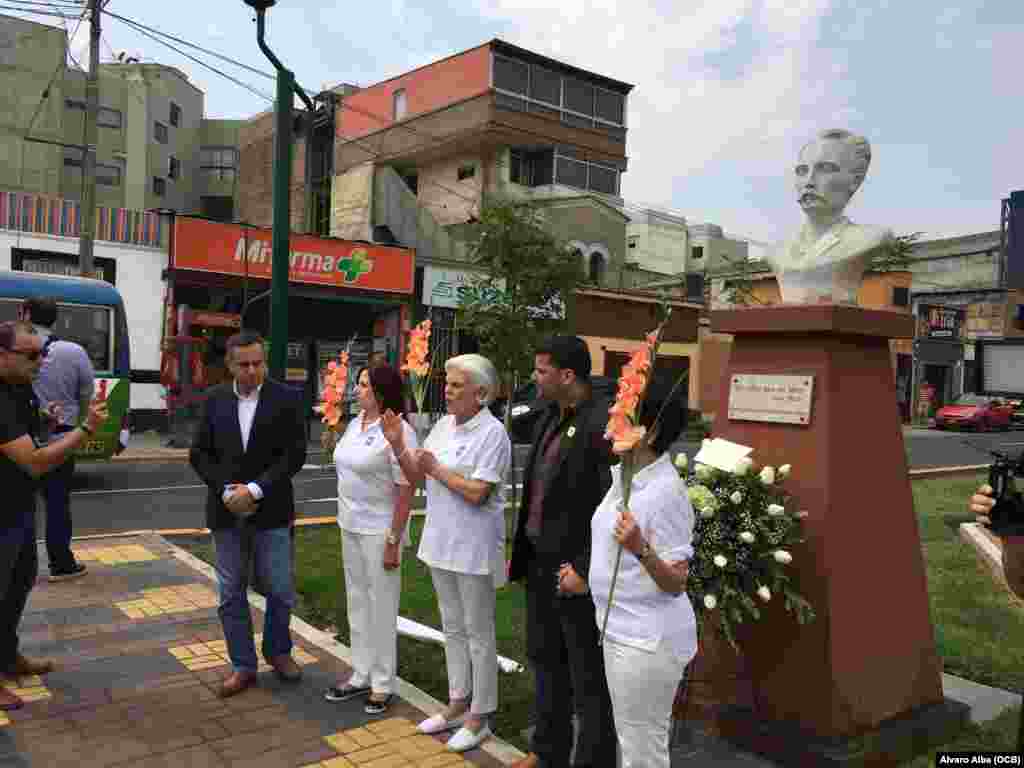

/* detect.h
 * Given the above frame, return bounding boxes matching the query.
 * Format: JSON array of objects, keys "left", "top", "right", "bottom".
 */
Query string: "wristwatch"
[
  {"left": 636, "top": 541, "right": 652, "bottom": 563},
  {"left": 386, "top": 531, "right": 399, "bottom": 546}
]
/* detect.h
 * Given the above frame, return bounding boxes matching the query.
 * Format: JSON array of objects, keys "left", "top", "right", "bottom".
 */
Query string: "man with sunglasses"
[
  {"left": 20, "top": 297, "right": 95, "bottom": 582},
  {"left": 0, "top": 321, "right": 107, "bottom": 711}
]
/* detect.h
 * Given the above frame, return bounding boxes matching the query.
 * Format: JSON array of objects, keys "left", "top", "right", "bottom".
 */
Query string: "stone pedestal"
[{"left": 706, "top": 304, "right": 967, "bottom": 765}]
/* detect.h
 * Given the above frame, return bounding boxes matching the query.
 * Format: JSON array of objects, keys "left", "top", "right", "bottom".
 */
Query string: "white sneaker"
[
  {"left": 446, "top": 723, "right": 492, "bottom": 752},
  {"left": 417, "top": 712, "right": 466, "bottom": 734}
]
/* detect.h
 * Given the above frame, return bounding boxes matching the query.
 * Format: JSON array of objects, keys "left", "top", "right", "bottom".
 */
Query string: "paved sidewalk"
[{"left": 1, "top": 533, "right": 518, "bottom": 768}]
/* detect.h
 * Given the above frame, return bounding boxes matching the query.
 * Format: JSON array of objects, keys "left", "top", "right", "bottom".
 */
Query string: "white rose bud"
[
  {"left": 730, "top": 491, "right": 743, "bottom": 505},
  {"left": 739, "top": 531, "right": 755, "bottom": 544},
  {"left": 767, "top": 504, "right": 785, "bottom": 516},
  {"left": 778, "top": 464, "right": 791, "bottom": 479},
  {"left": 704, "top": 594, "right": 717, "bottom": 610},
  {"left": 702, "top": 438, "right": 712, "bottom": 448},
  {"left": 773, "top": 549, "right": 793, "bottom": 564},
  {"left": 700, "top": 506, "right": 715, "bottom": 519},
  {"left": 757, "top": 585, "right": 772, "bottom": 602},
  {"left": 797, "top": 510, "right": 809, "bottom": 519},
  {"left": 734, "top": 457, "right": 753, "bottom": 476},
  {"left": 713, "top": 554, "right": 728, "bottom": 568},
  {"left": 674, "top": 453, "right": 688, "bottom": 471},
  {"left": 759, "top": 466, "right": 776, "bottom": 485}
]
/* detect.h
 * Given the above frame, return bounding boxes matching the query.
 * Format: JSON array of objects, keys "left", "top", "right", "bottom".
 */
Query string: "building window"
[
  {"left": 65, "top": 98, "right": 85, "bottom": 110},
  {"left": 587, "top": 162, "right": 618, "bottom": 195},
  {"left": 457, "top": 164, "right": 476, "bottom": 181},
  {"left": 692, "top": 246, "right": 704, "bottom": 260},
  {"left": 96, "top": 163, "right": 121, "bottom": 187},
  {"left": 628, "top": 236, "right": 638, "bottom": 250},
  {"left": 893, "top": 286, "right": 910, "bottom": 307},
  {"left": 588, "top": 251, "right": 606, "bottom": 284},
  {"left": 530, "top": 65, "right": 561, "bottom": 106},
  {"left": 152, "top": 177, "right": 166, "bottom": 196},
  {"left": 154, "top": 121, "right": 168, "bottom": 144},
  {"left": 393, "top": 89, "right": 407, "bottom": 120},
  {"left": 510, "top": 148, "right": 554, "bottom": 187},
  {"left": 168, "top": 156, "right": 180, "bottom": 180},
  {"left": 563, "top": 77, "right": 594, "bottom": 117},
  {"left": 169, "top": 102, "right": 181, "bottom": 127},
  {"left": 97, "top": 107, "right": 122, "bottom": 129},
  {"left": 200, "top": 146, "right": 238, "bottom": 182},
  {"left": 555, "top": 155, "right": 588, "bottom": 190},
  {"left": 493, "top": 56, "right": 529, "bottom": 95}
]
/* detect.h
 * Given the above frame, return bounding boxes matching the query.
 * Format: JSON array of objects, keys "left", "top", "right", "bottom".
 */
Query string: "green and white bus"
[{"left": 0, "top": 270, "right": 131, "bottom": 461}]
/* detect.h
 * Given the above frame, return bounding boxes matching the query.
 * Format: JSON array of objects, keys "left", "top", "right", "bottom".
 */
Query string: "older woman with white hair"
[{"left": 381, "top": 353, "right": 511, "bottom": 753}]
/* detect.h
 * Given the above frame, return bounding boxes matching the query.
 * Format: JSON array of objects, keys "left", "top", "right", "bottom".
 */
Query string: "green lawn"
[{"left": 171, "top": 472, "right": 1023, "bottom": 760}]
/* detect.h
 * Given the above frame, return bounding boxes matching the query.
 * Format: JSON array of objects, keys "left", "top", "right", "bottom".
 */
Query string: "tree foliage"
[
  {"left": 872, "top": 231, "right": 923, "bottom": 272},
  {"left": 456, "top": 198, "right": 583, "bottom": 398}
]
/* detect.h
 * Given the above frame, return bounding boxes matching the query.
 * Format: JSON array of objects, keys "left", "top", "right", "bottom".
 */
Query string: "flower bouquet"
[
  {"left": 315, "top": 347, "right": 351, "bottom": 456},
  {"left": 676, "top": 452, "right": 815, "bottom": 651},
  {"left": 401, "top": 318, "right": 434, "bottom": 441}
]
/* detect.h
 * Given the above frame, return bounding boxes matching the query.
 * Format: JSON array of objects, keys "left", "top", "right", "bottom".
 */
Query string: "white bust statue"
[{"left": 767, "top": 129, "right": 892, "bottom": 304}]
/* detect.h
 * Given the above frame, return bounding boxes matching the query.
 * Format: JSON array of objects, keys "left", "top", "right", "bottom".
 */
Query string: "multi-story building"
[{"left": 0, "top": 13, "right": 242, "bottom": 221}]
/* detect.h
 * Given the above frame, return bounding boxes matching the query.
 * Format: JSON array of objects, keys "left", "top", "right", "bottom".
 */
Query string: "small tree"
[{"left": 457, "top": 197, "right": 583, "bottom": 413}]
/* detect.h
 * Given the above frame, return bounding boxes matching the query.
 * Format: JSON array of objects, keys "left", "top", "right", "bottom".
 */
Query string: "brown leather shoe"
[
  {"left": 0, "top": 687, "right": 24, "bottom": 711},
  {"left": 6, "top": 655, "right": 53, "bottom": 677},
  {"left": 269, "top": 654, "right": 302, "bottom": 682},
  {"left": 218, "top": 671, "right": 257, "bottom": 699},
  {"left": 510, "top": 753, "right": 539, "bottom": 768}
]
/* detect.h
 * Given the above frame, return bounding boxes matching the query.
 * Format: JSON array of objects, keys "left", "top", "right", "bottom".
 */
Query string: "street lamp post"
[{"left": 242, "top": 0, "right": 315, "bottom": 380}]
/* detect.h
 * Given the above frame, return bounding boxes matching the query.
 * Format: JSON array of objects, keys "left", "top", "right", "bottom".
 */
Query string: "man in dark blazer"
[
  {"left": 508, "top": 335, "right": 618, "bottom": 768},
  {"left": 189, "top": 331, "right": 307, "bottom": 698}
]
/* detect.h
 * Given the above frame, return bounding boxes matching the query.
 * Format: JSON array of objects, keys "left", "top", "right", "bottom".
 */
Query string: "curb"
[
  {"left": 909, "top": 465, "right": 989, "bottom": 480},
  {"left": 160, "top": 533, "right": 526, "bottom": 766}
]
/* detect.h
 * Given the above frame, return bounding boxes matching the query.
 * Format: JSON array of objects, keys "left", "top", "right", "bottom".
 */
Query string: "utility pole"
[
  {"left": 244, "top": 0, "right": 315, "bottom": 381},
  {"left": 78, "top": 0, "right": 101, "bottom": 278}
]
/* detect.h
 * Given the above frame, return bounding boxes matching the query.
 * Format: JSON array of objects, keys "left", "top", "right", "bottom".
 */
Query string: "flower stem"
[{"left": 600, "top": 451, "right": 634, "bottom": 646}]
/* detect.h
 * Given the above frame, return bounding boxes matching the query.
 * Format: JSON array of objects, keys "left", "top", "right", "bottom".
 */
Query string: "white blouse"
[
  {"left": 417, "top": 407, "right": 511, "bottom": 586},
  {"left": 334, "top": 414, "right": 418, "bottom": 538},
  {"left": 589, "top": 453, "right": 697, "bottom": 662}
]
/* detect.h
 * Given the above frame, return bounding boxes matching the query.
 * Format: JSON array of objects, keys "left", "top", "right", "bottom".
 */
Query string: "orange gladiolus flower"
[{"left": 316, "top": 350, "right": 350, "bottom": 428}]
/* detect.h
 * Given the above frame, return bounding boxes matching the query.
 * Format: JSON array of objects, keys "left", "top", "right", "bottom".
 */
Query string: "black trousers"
[
  {"left": 0, "top": 522, "right": 38, "bottom": 668},
  {"left": 526, "top": 560, "right": 617, "bottom": 768}
]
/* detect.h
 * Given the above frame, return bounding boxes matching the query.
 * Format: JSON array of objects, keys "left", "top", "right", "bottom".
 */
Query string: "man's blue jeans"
[
  {"left": 42, "top": 451, "right": 76, "bottom": 573},
  {"left": 212, "top": 526, "right": 295, "bottom": 674}
]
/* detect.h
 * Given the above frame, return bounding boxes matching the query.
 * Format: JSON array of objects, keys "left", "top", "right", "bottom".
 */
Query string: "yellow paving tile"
[
  {"left": 366, "top": 722, "right": 417, "bottom": 739},
  {"left": 391, "top": 736, "right": 447, "bottom": 760},
  {"left": 346, "top": 727, "right": 384, "bottom": 748},
  {"left": 321, "top": 758, "right": 357, "bottom": 768},
  {"left": 413, "top": 754, "right": 465, "bottom": 768},
  {"left": 324, "top": 732, "right": 363, "bottom": 754},
  {"left": 72, "top": 544, "right": 158, "bottom": 565},
  {"left": 361, "top": 756, "right": 412, "bottom": 768},
  {"left": 345, "top": 744, "right": 397, "bottom": 764}
]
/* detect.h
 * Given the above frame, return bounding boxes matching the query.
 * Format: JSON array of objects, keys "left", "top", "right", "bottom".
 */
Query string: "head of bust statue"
[{"left": 793, "top": 129, "right": 872, "bottom": 221}]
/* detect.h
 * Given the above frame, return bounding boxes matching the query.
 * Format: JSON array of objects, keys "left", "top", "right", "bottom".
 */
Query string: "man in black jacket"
[
  {"left": 508, "top": 335, "right": 618, "bottom": 768},
  {"left": 189, "top": 332, "right": 307, "bottom": 698}
]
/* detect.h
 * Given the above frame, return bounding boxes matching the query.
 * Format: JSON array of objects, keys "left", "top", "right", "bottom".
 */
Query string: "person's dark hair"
[
  {"left": 225, "top": 331, "right": 265, "bottom": 360},
  {"left": 638, "top": 370, "right": 689, "bottom": 455},
  {"left": 0, "top": 321, "right": 36, "bottom": 351},
  {"left": 536, "top": 335, "right": 591, "bottom": 380},
  {"left": 23, "top": 297, "right": 58, "bottom": 327},
  {"left": 357, "top": 364, "right": 405, "bottom": 414}
]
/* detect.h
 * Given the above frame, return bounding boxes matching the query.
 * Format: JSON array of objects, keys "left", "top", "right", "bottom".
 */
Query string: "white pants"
[
  {"left": 603, "top": 636, "right": 686, "bottom": 768},
  {"left": 429, "top": 567, "right": 498, "bottom": 716},
  {"left": 342, "top": 529, "right": 402, "bottom": 695}
]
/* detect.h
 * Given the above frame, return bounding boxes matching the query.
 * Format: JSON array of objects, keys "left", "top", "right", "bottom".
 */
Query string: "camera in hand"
[{"left": 987, "top": 450, "right": 1024, "bottom": 535}]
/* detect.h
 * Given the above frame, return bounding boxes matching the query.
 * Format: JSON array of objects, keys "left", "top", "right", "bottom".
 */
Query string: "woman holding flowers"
[
  {"left": 564, "top": 371, "right": 696, "bottom": 768},
  {"left": 324, "top": 364, "right": 418, "bottom": 715},
  {"left": 381, "top": 354, "right": 511, "bottom": 753}
]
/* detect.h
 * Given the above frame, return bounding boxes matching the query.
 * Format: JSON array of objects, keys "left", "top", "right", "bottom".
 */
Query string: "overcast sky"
[{"left": 17, "top": 0, "right": 1021, "bottom": 248}]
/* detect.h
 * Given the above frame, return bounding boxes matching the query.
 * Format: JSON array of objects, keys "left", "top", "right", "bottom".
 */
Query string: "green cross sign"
[{"left": 337, "top": 250, "right": 373, "bottom": 283}]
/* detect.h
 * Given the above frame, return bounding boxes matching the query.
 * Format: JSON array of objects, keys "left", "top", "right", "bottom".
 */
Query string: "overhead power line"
[{"left": 102, "top": 11, "right": 273, "bottom": 102}]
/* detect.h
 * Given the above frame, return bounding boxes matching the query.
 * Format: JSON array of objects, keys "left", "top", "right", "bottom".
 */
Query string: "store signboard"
[
  {"left": 173, "top": 217, "right": 415, "bottom": 294},
  {"left": 917, "top": 303, "right": 964, "bottom": 341},
  {"left": 423, "top": 266, "right": 505, "bottom": 309}
]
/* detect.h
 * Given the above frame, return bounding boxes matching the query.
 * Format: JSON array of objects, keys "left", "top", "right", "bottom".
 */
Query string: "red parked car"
[{"left": 933, "top": 394, "right": 1015, "bottom": 431}]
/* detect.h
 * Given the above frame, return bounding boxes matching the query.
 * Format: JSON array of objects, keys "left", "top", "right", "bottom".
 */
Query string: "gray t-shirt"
[{"left": 33, "top": 329, "right": 95, "bottom": 431}]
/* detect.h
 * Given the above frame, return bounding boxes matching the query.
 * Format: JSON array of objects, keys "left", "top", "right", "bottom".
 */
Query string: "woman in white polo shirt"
[
  {"left": 324, "top": 364, "right": 417, "bottom": 715},
  {"left": 382, "top": 353, "right": 511, "bottom": 753},
  {"left": 559, "top": 373, "right": 695, "bottom": 768}
]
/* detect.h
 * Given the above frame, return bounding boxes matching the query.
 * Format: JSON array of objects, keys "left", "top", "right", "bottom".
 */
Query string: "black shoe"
[
  {"left": 324, "top": 681, "right": 371, "bottom": 702},
  {"left": 364, "top": 693, "right": 394, "bottom": 715},
  {"left": 48, "top": 563, "right": 87, "bottom": 582}
]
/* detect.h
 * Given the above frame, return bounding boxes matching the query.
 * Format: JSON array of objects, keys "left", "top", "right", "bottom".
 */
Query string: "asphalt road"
[{"left": 42, "top": 429, "right": 1024, "bottom": 537}]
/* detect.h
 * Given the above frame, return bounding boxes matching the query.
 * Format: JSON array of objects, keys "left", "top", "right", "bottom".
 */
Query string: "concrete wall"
[
  {"left": 416, "top": 154, "right": 483, "bottom": 226},
  {"left": 238, "top": 110, "right": 306, "bottom": 231},
  {"left": 370, "top": 165, "right": 467, "bottom": 263},
  {"left": 626, "top": 209, "right": 689, "bottom": 275},
  {"left": 0, "top": 229, "right": 167, "bottom": 412}
]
